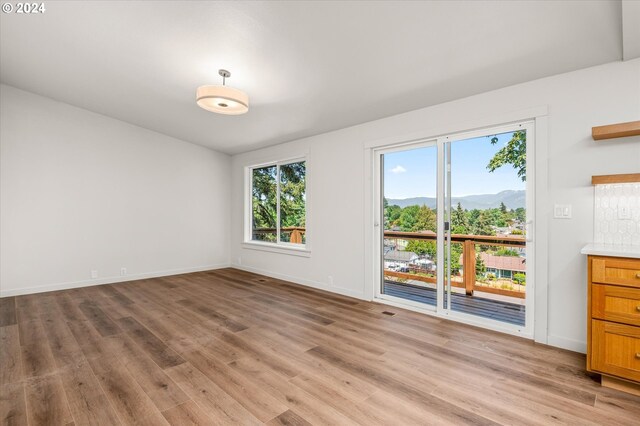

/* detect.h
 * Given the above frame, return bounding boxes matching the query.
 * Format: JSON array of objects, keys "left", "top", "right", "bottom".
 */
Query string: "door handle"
[{"left": 526, "top": 220, "right": 533, "bottom": 242}]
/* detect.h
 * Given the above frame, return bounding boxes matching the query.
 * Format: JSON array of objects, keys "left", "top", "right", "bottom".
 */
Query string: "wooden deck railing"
[
  {"left": 384, "top": 231, "right": 526, "bottom": 299},
  {"left": 253, "top": 227, "right": 306, "bottom": 243},
  {"left": 252, "top": 227, "right": 526, "bottom": 299}
]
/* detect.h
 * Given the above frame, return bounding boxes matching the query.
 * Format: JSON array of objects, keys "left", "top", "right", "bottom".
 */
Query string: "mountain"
[{"left": 386, "top": 190, "right": 525, "bottom": 210}]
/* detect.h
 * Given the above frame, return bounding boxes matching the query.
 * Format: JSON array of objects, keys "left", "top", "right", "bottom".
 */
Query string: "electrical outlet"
[
  {"left": 328, "top": 275, "right": 334, "bottom": 286},
  {"left": 120, "top": 267, "right": 127, "bottom": 276},
  {"left": 91, "top": 270, "right": 98, "bottom": 279},
  {"left": 618, "top": 206, "right": 631, "bottom": 219}
]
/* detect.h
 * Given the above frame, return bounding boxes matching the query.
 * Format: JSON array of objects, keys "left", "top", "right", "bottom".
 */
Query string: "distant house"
[
  {"left": 384, "top": 250, "right": 436, "bottom": 272},
  {"left": 413, "top": 257, "right": 435, "bottom": 271},
  {"left": 384, "top": 250, "right": 419, "bottom": 271},
  {"left": 459, "top": 252, "right": 526, "bottom": 279},
  {"left": 481, "top": 253, "right": 525, "bottom": 278},
  {"left": 384, "top": 249, "right": 418, "bottom": 264},
  {"left": 383, "top": 238, "right": 396, "bottom": 255}
]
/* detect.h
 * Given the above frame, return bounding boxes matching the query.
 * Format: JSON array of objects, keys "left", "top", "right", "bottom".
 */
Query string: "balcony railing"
[
  {"left": 251, "top": 227, "right": 526, "bottom": 299},
  {"left": 384, "top": 231, "right": 527, "bottom": 299},
  {"left": 252, "top": 227, "right": 306, "bottom": 244}
]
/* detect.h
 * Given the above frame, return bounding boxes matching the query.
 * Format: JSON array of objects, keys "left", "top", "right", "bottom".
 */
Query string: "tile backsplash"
[{"left": 594, "top": 183, "right": 640, "bottom": 246}]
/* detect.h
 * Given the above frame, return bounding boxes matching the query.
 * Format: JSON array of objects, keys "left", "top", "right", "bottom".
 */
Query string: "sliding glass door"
[
  {"left": 380, "top": 141, "right": 439, "bottom": 307},
  {"left": 376, "top": 122, "right": 534, "bottom": 336}
]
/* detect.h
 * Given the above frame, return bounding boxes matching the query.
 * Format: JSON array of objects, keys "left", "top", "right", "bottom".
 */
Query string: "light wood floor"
[{"left": 1, "top": 269, "right": 639, "bottom": 425}]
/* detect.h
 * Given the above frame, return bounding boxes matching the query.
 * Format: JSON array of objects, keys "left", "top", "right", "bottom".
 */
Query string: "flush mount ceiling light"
[{"left": 196, "top": 69, "right": 249, "bottom": 115}]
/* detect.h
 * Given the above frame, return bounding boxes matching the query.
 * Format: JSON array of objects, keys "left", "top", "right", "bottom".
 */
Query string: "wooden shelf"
[
  {"left": 592, "top": 173, "right": 640, "bottom": 185},
  {"left": 592, "top": 120, "right": 640, "bottom": 140}
]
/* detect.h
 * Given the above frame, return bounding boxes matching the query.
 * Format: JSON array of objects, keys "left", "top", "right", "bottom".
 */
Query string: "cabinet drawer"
[
  {"left": 592, "top": 257, "right": 640, "bottom": 288},
  {"left": 592, "top": 284, "right": 640, "bottom": 327},
  {"left": 591, "top": 320, "right": 640, "bottom": 382}
]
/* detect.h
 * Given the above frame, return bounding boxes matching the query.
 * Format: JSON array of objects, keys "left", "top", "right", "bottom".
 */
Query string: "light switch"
[
  {"left": 554, "top": 204, "right": 572, "bottom": 219},
  {"left": 554, "top": 206, "right": 562, "bottom": 217}
]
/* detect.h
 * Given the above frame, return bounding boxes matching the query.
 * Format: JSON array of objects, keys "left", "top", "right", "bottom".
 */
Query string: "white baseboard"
[
  {"left": 0, "top": 263, "right": 230, "bottom": 297},
  {"left": 231, "top": 263, "right": 366, "bottom": 300},
  {"left": 547, "top": 334, "right": 587, "bottom": 354}
]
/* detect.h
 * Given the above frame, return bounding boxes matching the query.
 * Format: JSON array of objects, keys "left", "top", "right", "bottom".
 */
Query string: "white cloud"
[{"left": 391, "top": 165, "right": 406, "bottom": 174}]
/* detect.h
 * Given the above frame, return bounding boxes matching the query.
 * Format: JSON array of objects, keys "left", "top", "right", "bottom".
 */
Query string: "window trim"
[{"left": 244, "top": 156, "right": 308, "bottom": 255}]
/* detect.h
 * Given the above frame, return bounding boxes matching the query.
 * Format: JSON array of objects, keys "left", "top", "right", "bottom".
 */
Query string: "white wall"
[
  {"left": 230, "top": 59, "right": 640, "bottom": 353},
  {"left": 1, "top": 84, "right": 231, "bottom": 296}
]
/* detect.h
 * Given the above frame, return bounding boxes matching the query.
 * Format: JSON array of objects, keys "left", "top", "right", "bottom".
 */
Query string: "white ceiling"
[{"left": 0, "top": 1, "right": 633, "bottom": 154}]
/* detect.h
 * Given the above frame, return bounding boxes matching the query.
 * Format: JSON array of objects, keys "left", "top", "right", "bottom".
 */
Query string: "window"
[{"left": 249, "top": 159, "right": 306, "bottom": 247}]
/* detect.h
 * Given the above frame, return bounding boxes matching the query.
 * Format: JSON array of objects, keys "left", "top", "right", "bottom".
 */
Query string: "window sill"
[{"left": 242, "top": 241, "right": 311, "bottom": 257}]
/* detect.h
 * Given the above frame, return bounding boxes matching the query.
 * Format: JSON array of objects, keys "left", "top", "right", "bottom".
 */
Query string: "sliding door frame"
[
  {"left": 439, "top": 120, "right": 535, "bottom": 337},
  {"left": 373, "top": 139, "right": 440, "bottom": 313},
  {"left": 364, "top": 109, "right": 547, "bottom": 341}
]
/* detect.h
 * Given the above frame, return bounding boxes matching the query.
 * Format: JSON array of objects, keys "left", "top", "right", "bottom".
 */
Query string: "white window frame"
[{"left": 243, "top": 156, "right": 310, "bottom": 257}]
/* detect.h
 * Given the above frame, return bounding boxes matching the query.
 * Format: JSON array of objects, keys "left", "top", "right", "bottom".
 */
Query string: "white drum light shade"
[{"left": 196, "top": 85, "right": 249, "bottom": 115}]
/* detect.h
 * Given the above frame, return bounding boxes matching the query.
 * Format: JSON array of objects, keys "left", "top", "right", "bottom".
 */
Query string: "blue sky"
[{"left": 384, "top": 131, "right": 526, "bottom": 199}]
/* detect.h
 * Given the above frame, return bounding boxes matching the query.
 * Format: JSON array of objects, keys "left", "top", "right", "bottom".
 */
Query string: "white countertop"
[{"left": 581, "top": 243, "right": 640, "bottom": 259}]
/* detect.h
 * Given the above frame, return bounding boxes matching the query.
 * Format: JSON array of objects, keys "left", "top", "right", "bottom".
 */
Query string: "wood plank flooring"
[{"left": 1, "top": 268, "right": 639, "bottom": 425}]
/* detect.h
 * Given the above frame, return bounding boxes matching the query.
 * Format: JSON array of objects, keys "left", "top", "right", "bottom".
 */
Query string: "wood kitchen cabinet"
[{"left": 587, "top": 255, "right": 640, "bottom": 395}]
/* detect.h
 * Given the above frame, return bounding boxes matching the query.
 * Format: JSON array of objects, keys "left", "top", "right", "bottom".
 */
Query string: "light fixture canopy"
[{"left": 196, "top": 69, "right": 249, "bottom": 115}]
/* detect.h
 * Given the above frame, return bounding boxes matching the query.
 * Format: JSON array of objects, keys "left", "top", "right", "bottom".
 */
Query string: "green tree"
[
  {"left": 252, "top": 162, "right": 306, "bottom": 242},
  {"left": 467, "top": 209, "right": 481, "bottom": 229},
  {"left": 487, "top": 131, "right": 526, "bottom": 181},
  {"left": 513, "top": 273, "right": 526, "bottom": 286},
  {"left": 395, "top": 205, "right": 437, "bottom": 232},
  {"left": 475, "top": 254, "right": 486, "bottom": 279},
  {"left": 405, "top": 240, "right": 437, "bottom": 259},
  {"left": 384, "top": 201, "right": 402, "bottom": 230},
  {"left": 413, "top": 205, "right": 436, "bottom": 232},
  {"left": 484, "top": 207, "right": 507, "bottom": 228},
  {"left": 252, "top": 166, "right": 278, "bottom": 240},
  {"left": 279, "top": 161, "right": 306, "bottom": 230},
  {"left": 452, "top": 202, "right": 469, "bottom": 234},
  {"left": 494, "top": 248, "right": 520, "bottom": 257},
  {"left": 448, "top": 243, "right": 463, "bottom": 274},
  {"left": 499, "top": 202, "right": 507, "bottom": 214},
  {"left": 473, "top": 211, "right": 495, "bottom": 236},
  {"left": 398, "top": 205, "right": 420, "bottom": 231}
]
